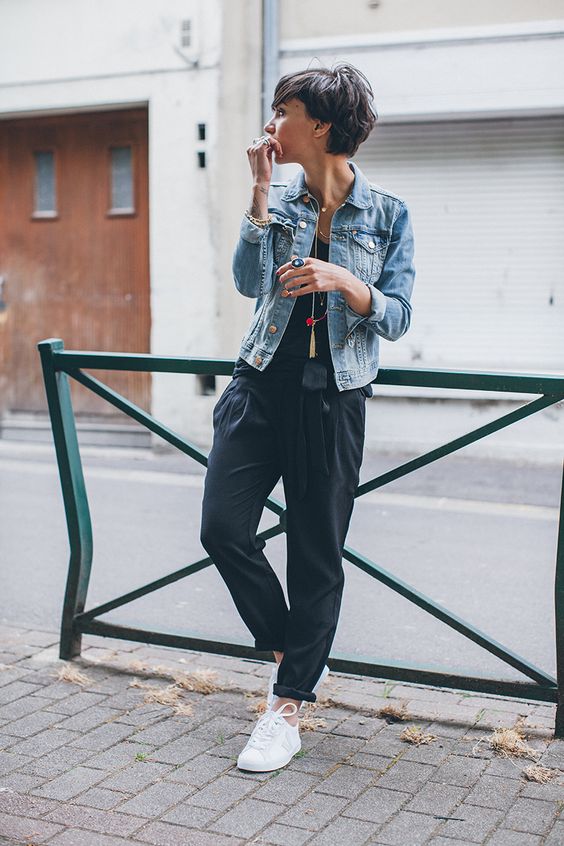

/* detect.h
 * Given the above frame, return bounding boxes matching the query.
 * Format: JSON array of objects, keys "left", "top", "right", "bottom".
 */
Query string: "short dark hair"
[{"left": 271, "top": 63, "right": 378, "bottom": 157}]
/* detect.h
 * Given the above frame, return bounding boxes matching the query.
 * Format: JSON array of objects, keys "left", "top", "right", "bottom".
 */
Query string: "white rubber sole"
[{"left": 237, "top": 738, "right": 302, "bottom": 772}]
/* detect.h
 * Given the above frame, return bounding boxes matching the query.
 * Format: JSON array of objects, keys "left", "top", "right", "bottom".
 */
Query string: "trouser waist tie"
[{"left": 294, "top": 359, "right": 331, "bottom": 500}]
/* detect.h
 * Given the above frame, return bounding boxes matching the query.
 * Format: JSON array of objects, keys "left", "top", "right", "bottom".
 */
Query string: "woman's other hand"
[
  {"left": 277, "top": 257, "right": 372, "bottom": 316},
  {"left": 277, "top": 257, "right": 353, "bottom": 296}
]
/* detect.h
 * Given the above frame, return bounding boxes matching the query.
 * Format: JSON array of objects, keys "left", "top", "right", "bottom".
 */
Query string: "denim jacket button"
[
  {"left": 299, "top": 220, "right": 307, "bottom": 229},
  {"left": 268, "top": 324, "right": 277, "bottom": 334},
  {"left": 254, "top": 355, "right": 262, "bottom": 365},
  {"left": 368, "top": 240, "right": 375, "bottom": 249}
]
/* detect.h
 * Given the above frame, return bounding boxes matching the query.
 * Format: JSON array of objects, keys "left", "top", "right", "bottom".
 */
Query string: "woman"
[{"left": 200, "top": 63, "right": 415, "bottom": 772}]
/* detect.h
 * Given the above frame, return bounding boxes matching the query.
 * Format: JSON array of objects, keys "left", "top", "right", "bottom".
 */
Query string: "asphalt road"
[{"left": 1, "top": 439, "right": 561, "bottom": 687}]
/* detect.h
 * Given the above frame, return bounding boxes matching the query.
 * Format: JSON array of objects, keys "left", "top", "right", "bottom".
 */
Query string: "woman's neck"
[{"left": 302, "top": 157, "right": 355, "bottom": 211}]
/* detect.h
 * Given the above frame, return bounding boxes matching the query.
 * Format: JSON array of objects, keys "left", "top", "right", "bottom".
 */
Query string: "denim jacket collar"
[{"left": 280, "top": 160, "right": 374, "bottom": 210}]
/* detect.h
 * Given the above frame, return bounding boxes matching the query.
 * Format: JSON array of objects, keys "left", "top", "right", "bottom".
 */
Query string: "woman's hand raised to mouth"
[{"left": 246, "top": 136, "right": 283, "bottom": 189}]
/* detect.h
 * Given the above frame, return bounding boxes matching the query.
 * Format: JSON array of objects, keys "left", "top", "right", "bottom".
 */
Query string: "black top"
[{"left": 233, "top": 236, "right": 334, "bottom": 386}]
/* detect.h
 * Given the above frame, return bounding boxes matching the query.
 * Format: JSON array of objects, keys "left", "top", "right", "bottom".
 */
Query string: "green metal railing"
[{"left": 38, "top": 337, "right": 564, "bottom": 735}]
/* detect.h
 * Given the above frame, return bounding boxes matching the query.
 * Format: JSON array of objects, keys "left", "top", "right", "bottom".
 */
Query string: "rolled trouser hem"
[
  {"left": 273, "top": 682, "right": 316, "bottom": 703},
  {"left": 254, "top": 641, "right": 285, "bottom": 652}
]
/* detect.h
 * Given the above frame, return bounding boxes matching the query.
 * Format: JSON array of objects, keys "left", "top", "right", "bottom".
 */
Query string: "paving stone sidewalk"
[{"left": 0, "top": 623, "right": 562, "bottom": 846}]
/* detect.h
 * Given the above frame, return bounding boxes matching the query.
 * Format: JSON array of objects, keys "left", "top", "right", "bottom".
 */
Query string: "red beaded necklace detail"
[{"left": 307, "top": 216, "right": 328, "bottom": 359}]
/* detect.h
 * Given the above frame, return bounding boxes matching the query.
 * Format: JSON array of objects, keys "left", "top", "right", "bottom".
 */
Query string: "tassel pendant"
[{"left": 309, "top": 324, "right": 316, "bottom": 358}]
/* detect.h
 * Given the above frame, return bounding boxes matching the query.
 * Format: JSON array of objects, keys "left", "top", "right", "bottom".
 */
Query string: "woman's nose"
[{"left": 263, "top": 120, "right": 274, "bottom": 135}]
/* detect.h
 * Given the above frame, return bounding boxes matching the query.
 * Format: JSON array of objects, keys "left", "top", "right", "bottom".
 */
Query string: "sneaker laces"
[{"left": 247, "top": 702, "right": 297, "bottom": 751}]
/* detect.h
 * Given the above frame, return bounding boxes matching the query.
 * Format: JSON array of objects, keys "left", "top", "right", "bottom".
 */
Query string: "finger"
[
  {"left": 276, "top": 256, "right": 299, "bottom": 277},
  {"left": 280, "top": 267, "right": 313, "bottom": 286},
  {"left": 247, "top": 137, "right": 271, "bottom": 154},
  {"left": 276, "top": 261, "right": 301, "bottom": 278},
  {"left": 286, "top": 283, "right": 314, "bottom": 297}
]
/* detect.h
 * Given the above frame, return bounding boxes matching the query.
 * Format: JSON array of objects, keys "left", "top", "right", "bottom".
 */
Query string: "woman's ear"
[{"left": 313, "top": 120, "right": 331, "bottom": 138}]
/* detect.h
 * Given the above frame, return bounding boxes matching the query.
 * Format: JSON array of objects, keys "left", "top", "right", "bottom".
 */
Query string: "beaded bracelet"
[{"left": 244, "top": 210, "right": 272, "bottom": 227}]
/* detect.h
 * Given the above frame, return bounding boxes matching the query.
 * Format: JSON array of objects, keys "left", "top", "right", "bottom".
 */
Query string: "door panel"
[{"left": 0, "top": 108, "right": 151, "bottom": 417}]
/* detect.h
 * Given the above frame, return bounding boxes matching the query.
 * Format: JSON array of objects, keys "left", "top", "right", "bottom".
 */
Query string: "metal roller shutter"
[{"left": 354, "top": 116, "right": 564, "bottom": 373}]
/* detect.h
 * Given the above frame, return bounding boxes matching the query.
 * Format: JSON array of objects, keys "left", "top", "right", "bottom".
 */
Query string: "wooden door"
[{"left": 0, "top": 108, "right": 150, "bottom": 418}]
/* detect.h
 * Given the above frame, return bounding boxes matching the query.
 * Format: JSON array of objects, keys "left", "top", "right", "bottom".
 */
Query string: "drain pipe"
[{"left": 262, "top": 0, "right": 279, "bottom": 135}]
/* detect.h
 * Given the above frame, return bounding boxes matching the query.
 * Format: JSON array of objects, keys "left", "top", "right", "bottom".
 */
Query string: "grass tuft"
[
  {"left": 173, "top": 669, "right": 220, "bottom": 695},
  {"left": 55, "top": 664, "right": 92, "bottom": 686},
  {"left": 400, "top": 725, "right": 437, "bottom": 745},
  {"left": 377, "top": 701, "right": 409, "bottom": 722},
  {"left": 523, "top": 764, "right": 561, "bottom": 783}
]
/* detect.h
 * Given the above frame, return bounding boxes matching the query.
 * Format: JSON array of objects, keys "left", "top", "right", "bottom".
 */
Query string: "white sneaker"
[
  {"left": 266, "top": 663, "right": 330, "bottom": 710},
  {"left": 237, "top": 701, "right": 301, "bottom": 772}
]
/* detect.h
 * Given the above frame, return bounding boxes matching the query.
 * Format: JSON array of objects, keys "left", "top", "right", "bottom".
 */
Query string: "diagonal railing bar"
[
  {"left": 356, "top": 394, "right": 560, "bottom": 498},
  {"left": 76, "top": 524, "right": 285, "bottom": 623},
  {"left": 67, "top": 367, "right": 286, "bottom": 519},
  {"left": 342, "top": 542, "right": 556, "bottom": 687},
  {"left": 67, "top": 367, "right": 208, "bottom": 469}
]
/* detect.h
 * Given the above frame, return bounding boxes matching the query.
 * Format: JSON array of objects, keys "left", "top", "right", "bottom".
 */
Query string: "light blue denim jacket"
[{"left": 232, "top": 160, "right": 415, "bottom": 391}]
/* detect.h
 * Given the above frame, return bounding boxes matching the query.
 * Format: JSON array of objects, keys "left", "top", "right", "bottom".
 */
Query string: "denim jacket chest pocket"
[
  {"left": 350, "top": 230, "right": 389, "bottom": 282},
  {"left": 272, "top": 218, "right": 297, "bottom": 266}
]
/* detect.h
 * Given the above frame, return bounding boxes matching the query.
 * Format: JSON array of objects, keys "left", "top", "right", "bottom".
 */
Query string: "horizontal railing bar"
[
  {"left": 79, "top": 621, "right": 556, "bottom": 703},
  {"left": 376, "top": 367, "right": 564, "bottom": 396},
  {"left": 356, "top": 394, "right": 560, "bottom": 498},
  {"left": 76, "top": 525, "right": 285, "bottom": 622},
  {"left": 55, "top": 350, "right": 236, "bottom": 376},
  {"left": 342, "top": 543, "right": 557, "bottom": 687},
  {"left": 326, "top": 655, "right": 556, "bottom": 703},
  {"left": 42, "top": 345, "right": 564, "bottom": 395}
]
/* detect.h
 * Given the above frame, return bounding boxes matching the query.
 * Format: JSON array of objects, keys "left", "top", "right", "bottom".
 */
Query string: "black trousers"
[{"left": 200, "top": 365, "right": 366, "bottom": 703}]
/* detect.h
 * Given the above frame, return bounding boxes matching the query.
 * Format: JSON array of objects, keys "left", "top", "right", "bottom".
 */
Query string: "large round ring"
[
  {"left": 291, "top": 257, "right": 305, "bottom": 268},
  {"left": 262, "top": 137, "right": 270, "bottom": 146}
]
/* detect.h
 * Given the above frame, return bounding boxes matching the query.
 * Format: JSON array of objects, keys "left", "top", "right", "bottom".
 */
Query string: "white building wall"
[
  {"left": 280, "top": 0, "right": 564, "bottom": 38},
  {"left": 0, "top": 0, "right": 227, "bottom": 444}
]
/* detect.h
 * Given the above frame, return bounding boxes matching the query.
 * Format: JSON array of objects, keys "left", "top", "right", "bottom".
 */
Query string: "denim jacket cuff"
[
  {"left": 344, "top": 284, "right": 387, "bottom": 335},
  {"left": 240, "top": 214, "right": 270, "bottom": 245}
]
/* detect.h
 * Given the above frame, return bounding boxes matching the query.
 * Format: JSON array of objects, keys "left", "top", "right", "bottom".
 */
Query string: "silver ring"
[
  {"left": 262, "top": 137, "right": 270, "bottom": 146},
  {"left": 291, "top": 257, "right": 305, "bottom": 268}
]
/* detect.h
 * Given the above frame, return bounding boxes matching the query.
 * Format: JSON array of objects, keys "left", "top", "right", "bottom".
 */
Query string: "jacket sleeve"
[
  {"left": 344, "top": 202, "right": 415, "bottom": 342},
  {"left": 232, "top": 215, "right": 276, "bottom": 299}
]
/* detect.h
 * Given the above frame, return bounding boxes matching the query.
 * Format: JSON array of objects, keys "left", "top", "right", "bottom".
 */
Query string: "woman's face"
[{"left": 263, "top": 98, "right": 320, "bottom": 165}]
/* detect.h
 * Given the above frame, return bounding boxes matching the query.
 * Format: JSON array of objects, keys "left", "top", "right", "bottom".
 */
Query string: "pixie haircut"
[{"left": 271, "top": 63, "right": 378, "bottom": 157}]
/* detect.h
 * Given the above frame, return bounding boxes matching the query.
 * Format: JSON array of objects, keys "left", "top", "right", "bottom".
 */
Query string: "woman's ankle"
[{"left": 272, "top": 696, "right": 301, "bottom": 725}]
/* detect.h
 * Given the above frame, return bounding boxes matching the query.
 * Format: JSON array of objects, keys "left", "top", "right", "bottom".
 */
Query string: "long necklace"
[{"left": 306, "top": 212, "right": 328, "bottom": 359}]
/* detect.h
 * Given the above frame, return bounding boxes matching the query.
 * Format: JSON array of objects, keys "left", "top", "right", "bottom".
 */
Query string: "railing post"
[
  {"left": 38, "top": 339, "right": 93, "bottom": 659},
  {"left": 555, "top": 459, "right": 564, "bottom": 738}
]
